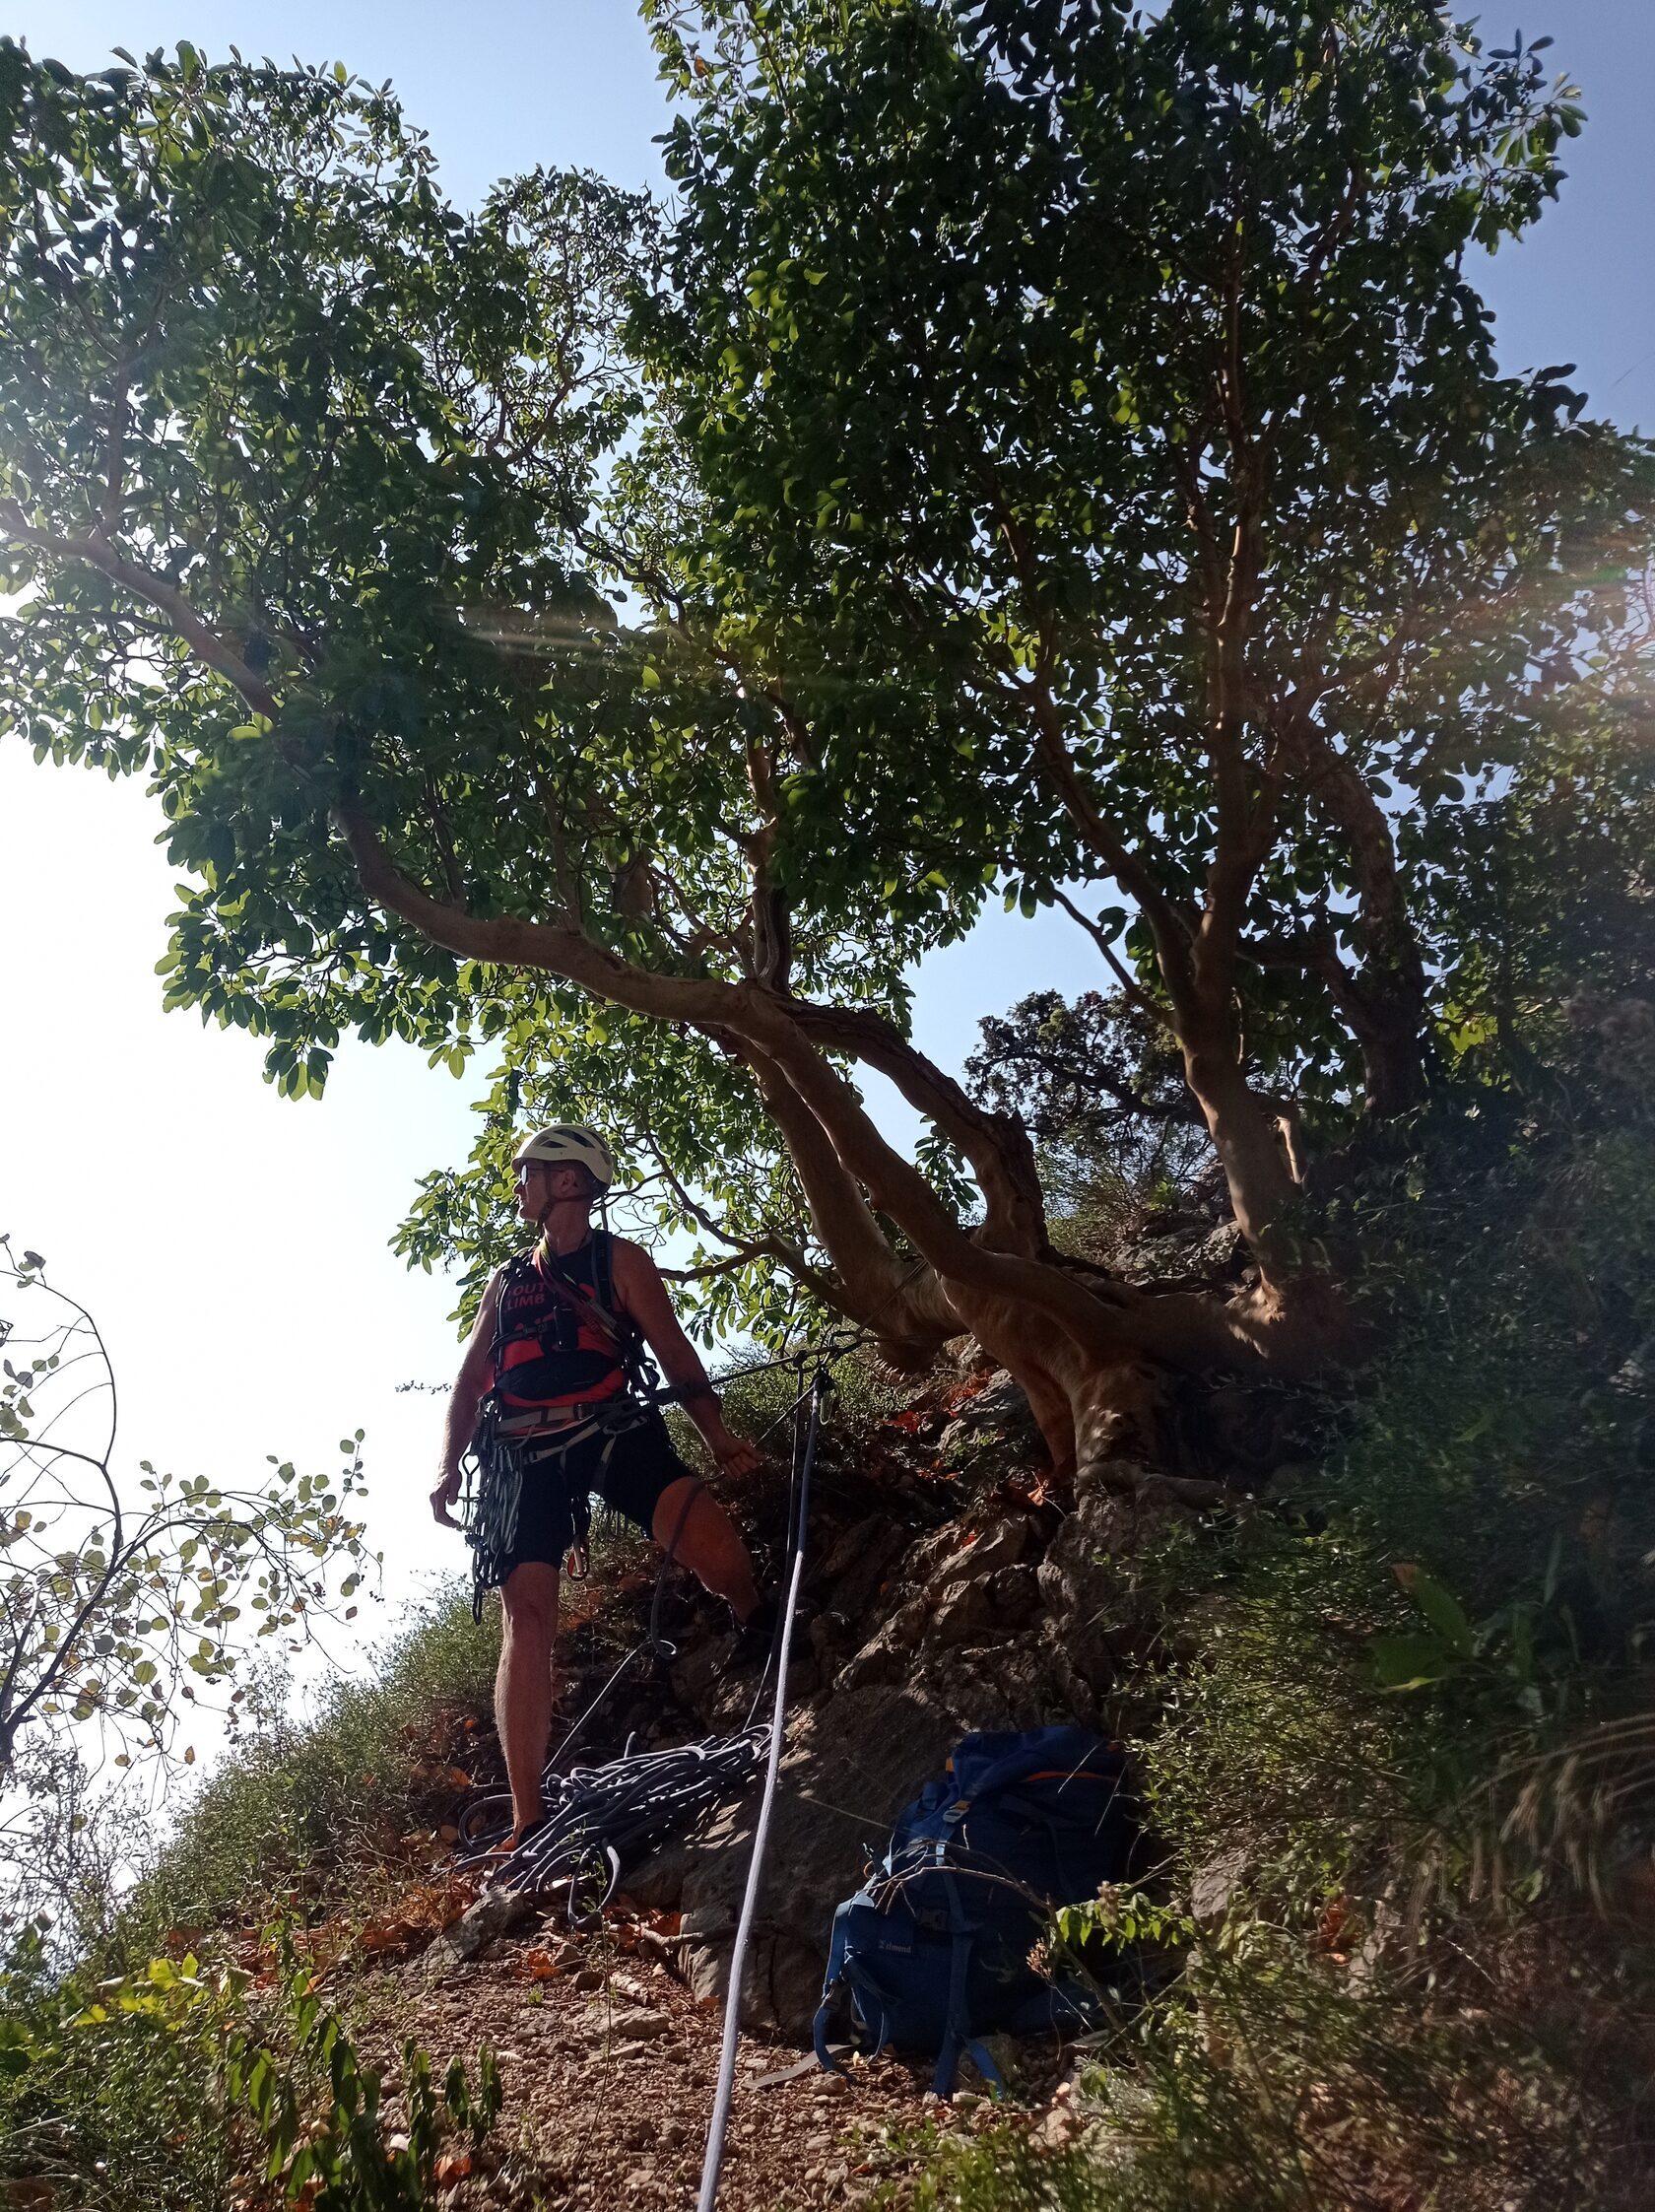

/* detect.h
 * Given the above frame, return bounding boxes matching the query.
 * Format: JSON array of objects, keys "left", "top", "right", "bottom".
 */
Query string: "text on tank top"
[{"left": 493, "top": 1236, "right": 630, "bottom": 1409}]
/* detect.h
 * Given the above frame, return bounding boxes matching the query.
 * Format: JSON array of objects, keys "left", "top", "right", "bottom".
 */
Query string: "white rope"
[{"left": 695, "top": 1382, "right": 820, "bottom": 2212}]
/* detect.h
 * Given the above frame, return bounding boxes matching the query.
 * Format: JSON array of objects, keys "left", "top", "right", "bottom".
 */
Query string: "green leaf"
[
  {"left": 1371, "top": 1633, "right": 1458, "bottom": 1691},
  {"left": 1398, "top": 1566, "right": 1476, "bottom": 1658}
]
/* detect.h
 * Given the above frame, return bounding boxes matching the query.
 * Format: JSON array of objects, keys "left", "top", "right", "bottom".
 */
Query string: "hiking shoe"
[{"left": 727, "top": 1593, "right": 782, "bottom": 1664}]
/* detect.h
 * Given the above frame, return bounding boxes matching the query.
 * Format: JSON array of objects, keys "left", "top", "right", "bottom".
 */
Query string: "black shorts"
[{"left": 502, "top": 1411, "right": 695, "bottom": 1577}]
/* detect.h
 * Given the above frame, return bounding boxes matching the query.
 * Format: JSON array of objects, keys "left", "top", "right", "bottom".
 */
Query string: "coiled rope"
[{"left": 455, "top": 1729, "right": 770, "bottom": 1910}]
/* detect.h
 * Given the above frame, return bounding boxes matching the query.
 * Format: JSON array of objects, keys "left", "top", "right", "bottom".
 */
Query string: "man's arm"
[
  {"left": 430, "top": 1272, "right": 501, "bottom": 1527},
  {"left": 610, "top": 1241, "right": 761, "bottom": 1480}
]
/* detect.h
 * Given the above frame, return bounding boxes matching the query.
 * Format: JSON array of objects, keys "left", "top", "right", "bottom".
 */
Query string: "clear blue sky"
[{"left": 3, "top": 2, "right": 1652, "bottom": 1623}]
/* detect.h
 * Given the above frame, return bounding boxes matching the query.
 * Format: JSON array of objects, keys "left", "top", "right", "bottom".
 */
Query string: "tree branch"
[
  {"left": 636, "top": 1123, "right": 853, "bottom": 1317},
  {"left": 779, "top": 996, "right": 1047, "bottom": 1257},
  {"left": 338, "top": 811, "right": 1295, "bottom": 1361},
  {"left": 0, "top": 507, "right": 280, "bottom": 721},
  {"left": 1049, "top": 887, "right": 1177, "bottom": 1033}
]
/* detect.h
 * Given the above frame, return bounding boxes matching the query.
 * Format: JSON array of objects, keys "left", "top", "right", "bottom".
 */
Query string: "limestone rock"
[
  {"left": 835, "top": 1594, "right": 931, "bottom": 1692},
  {"left": 985, "top": 1563, "right": 1040, "bottom": 1629},
  {"left": 931, "top": 1516, "right": 1029, "bottom": 1589},
  {"left": 676, "top": 1683, "right": 961, "bottom": 2037},
  {"left": 1190, "top": 1844, "right": 1250, "bottom": 1926},
  {"left": 905, "top": 1521, "right": 975, "bottom": 1588},
  {"left": 595, "top": 2005, "right": 670, "bottom": 2042},
  {"left": 833, "top": 1634, "right": 901, "bottom": 1694},
  {"left": 959, "top": 2032, "right": 1023, "bottom": 2093},
  {"left": 960, "top": 1373, "right": 1033, "bottom": 1432},
  {"left": 911, "top": 1637, "right": 1072, "bottom": 1734},
  {"left": 1198, "top": 1221, "right": 1245, "bottom": 1275},
  {"left": 625, "top": 1837, "right": 690, "bottom": 1912},
  {"left": 1036, "top": 1620, "right": 1102, "bottom": 1729},
  {"left": 1071, "top": 1455, "right": 1162, "bottom": 1509},
  {"left": 1036, "top": 1496, "right": 1130, "bottom": 1692},
  {"left": 809, "top": 1610, "right": 851, "bottom": 1668},
  {"left": 819, "top": 1518, "right": 910, "bottom": 1624},
  {"left": 669, "top": 1630, "right": 761, "bottom": 1732},
  {"left": 423, "top": 1884, "right": 537, "bottom": 1975},
  {"left": 930, "top": 1577, "right": 997, "bottom": 1647}
]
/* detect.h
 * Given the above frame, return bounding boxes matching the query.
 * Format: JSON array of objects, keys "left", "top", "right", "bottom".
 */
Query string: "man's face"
[{"left": 514, "top": 1160, "right": 589, "bottom": 1221}]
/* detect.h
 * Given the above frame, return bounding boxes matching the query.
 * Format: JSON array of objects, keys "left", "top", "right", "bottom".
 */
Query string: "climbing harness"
[
  {"left": 464, "top": 1392, "right": 655, "bottom": 1621},
  {"left": 462, "top": 1231, "right": 665, "bottom": 1619},
  {"left": 493, "top": 1230, "right": 651, "bottom": 1412}
]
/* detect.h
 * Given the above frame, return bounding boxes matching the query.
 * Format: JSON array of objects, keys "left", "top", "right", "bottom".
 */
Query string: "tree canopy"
[{"left": 2, "top": 7, "right": 1652, "bottom": 1470}]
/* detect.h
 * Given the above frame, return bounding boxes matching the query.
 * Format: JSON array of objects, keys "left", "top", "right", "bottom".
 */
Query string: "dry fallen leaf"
[{"left": 358, "top": 1919, "right": 416, "bottom": 1955}]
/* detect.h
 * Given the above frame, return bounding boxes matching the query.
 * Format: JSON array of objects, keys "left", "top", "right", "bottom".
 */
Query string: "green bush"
[
  {"left": 117, "top": 1585, "right": 496, "bottom": 1956},
  {"left": 894, "top": 1929, "right": 1609, "bottom": 2212},
  {"left": 910, "top": 1094, "right": 1655, "bottom": 2209},
  {"left": 0, "top": 1932, "right": 240, "bottom": 2212},
  {"left": 1147, "top": 1099, "right": 1655, "bottom": 1906},
  {"left": 890, "top": 2123, "right": 1112, "bottom": 2211},
  {"left": 0, "top": 1938, "right": 500, "bottom": 2212}
]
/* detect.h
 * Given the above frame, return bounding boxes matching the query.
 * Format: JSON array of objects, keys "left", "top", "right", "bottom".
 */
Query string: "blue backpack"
[{"left": 812, "top": 1725, "right": 1139, "bottom": 2096}]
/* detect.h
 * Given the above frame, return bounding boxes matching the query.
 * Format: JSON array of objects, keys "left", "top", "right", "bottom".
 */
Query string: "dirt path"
[{"left": 346, "top": 1909, "right": 1069, "bottom": 2210}]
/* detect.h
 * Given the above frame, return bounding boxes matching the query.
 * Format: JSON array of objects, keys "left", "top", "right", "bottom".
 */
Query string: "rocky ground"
[{"left": 342, "top": 1898, "right": 1083, "bottom": 2211}]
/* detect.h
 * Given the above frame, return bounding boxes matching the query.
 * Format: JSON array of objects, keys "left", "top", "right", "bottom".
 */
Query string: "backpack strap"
[
  {"left": 538, "top": 1234, "right": 631, "bottom": 1354},
  {"left": 593, "top": 1227, "right": 619, "bottom": 1319},
  {"left": 930, "top": 1922, "right": 1001, "bottom": 2099},
  {"left": 591, "top": 1230, "right": 657, "bottom": 1394},
  {"left": 928, "top": 1866, "right": 1003, "bottom": 2100},
  {"left": 486, "top": 1251, "right": 536, "bottom": 1381},
  {"left": 812, "top": 1999, "right": 841, "bottom": 2077},
  {"left": 815, "top": 1892, "right": 887, "bottom": 2075}
]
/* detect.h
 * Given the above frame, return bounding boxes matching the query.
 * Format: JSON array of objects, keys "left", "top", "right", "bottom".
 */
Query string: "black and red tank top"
[{"left": 491, "top": 1233, "right": 638, "bottom": 1412}]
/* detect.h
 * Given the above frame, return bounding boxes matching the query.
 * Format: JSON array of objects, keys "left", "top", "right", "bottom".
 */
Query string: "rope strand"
[{"left": 696, "top": 1375, "right": 823, "bottom": 2212}]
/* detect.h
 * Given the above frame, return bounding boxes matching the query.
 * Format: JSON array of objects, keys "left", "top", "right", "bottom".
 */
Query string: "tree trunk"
[{"left": 1295, "top": 723, "right": 1431, "bottom": 1116}]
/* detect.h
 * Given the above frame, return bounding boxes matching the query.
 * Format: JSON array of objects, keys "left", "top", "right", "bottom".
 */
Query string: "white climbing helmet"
[{"left": 510, "top": 1124, "right": 616, "bottom": 1189}]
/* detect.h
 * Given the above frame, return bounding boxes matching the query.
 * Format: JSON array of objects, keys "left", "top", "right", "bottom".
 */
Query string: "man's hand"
[
  {"left": 430, "top": 1470, "right": 464, "bottom": 1528},
  {"left": 710, "top": 1431, "right": 761, "bottom": 1481}
]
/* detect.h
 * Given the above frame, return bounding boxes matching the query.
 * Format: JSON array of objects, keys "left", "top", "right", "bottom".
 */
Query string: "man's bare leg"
[
  {"left": 653, "top": 1476, "right": 761, "bottom": 1622},
  {"left": 496, "top": 1560, "right": 560, "bottom": 1840}
]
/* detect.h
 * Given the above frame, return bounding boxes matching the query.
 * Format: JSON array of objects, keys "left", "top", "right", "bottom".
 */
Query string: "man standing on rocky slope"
[{"left": 430, "top": 1124, "right": 770, "bottom": 1847}]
